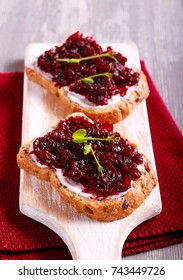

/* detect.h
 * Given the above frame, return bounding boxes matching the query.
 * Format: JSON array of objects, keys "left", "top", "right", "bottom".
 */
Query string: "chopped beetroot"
[{"left": 37, "top": 32, "right": 139, "bottom": 106}]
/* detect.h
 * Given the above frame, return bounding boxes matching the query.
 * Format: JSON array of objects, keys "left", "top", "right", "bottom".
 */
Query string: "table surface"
[{"left": 0, "top": 0, "right": 182, "bottom": 260}]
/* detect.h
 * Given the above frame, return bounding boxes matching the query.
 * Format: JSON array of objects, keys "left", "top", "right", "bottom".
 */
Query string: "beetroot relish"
[
  {"left": 30, "top": 116, "right": 143, "bottom": 198},
  {"left": 37, "top": 32, "right": 140, "bottom": 106}
]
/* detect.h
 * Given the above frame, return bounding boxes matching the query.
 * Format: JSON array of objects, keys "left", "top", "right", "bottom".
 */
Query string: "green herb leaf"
[
  {"left": 79, "top": 72, "right": 113, "bottom": 84},
  {"left": 98, "top": 164, "right": 105, "bottom": 178},
  {"left": 72, "top": 128, "right": 87, "bottom": 139},
  {"left": 83, "top": 144, "right": 91, "bottom": 155},
  {"left": 72, "top": 128, "right": 87, "bottom": 143},
  {"left": 80, "top": 77, "right": 94, "bottom": 84}
]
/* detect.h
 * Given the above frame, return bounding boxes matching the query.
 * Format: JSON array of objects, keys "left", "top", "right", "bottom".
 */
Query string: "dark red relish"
[
  {"left": 37, "top": 32, "right": 140, "bottom": 106},
  {"left": 30, "top": 116, "right": 143, "bottom": 198}
]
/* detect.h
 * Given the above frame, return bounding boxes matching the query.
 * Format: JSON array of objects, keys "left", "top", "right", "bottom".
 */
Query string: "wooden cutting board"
[{"left": 19, "top": 42, "right": 162, "bottom": 259}]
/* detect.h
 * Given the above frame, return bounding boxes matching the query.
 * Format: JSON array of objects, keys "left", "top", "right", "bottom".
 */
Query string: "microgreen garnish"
[
  {"left": 78, "top": 72, "right": 113, "bottom": 84},
  {"left": 72, "top": 128, "right": 118, "bottom": 143},
  {"left": 72, "top": 128, "right": 118, "bottom": 177},
  {"left": 57, "top": 51, "right": 119, "bottom": 64},
  {"left": 83, "top": 143, "right": 105, "bottom": 177}
]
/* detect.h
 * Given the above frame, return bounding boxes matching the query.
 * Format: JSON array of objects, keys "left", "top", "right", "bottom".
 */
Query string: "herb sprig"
[
  {"left": 72, "top": 129, "right": 118, "bottom": 177},
  {"left": 83, "top": 143, "right": 105, "bottom": 177},
  {"left": 72, "top": 128, "right": 117, "bottom": 143},
  {"left": 57, "top": 51, "right": 119, "bottom": 64},
  {"left": 78, "top": 72, "right": 113, "bottom": 84}
]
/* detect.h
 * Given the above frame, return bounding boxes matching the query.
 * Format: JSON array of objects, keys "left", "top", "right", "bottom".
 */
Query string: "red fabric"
[{"left": 0, "top": 63, "right": 183, "bottom": 260}]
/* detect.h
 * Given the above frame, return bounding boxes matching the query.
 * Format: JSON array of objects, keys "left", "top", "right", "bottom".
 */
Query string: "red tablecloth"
[{"left": 0, "top": 61, "right": 183, "bottom": 259}]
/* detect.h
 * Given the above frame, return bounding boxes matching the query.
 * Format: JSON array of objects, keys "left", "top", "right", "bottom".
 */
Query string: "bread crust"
[
  {"left": 25, "top": 66, "right": 149, "bottom": 124},
  {"left": 17, "top": 136, "right": 157, "bottom": 222}
]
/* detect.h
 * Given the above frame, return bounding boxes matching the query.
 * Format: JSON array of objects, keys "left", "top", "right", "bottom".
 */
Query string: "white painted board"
[{"left": 19, "top": 43, "right": 162, "bottom": 260}]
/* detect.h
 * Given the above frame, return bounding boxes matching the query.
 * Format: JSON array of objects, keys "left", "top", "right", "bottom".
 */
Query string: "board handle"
[
  {"left": 21, "top": 190, "right": 161, "bottom": 260},
  {"left": 60, "top": 207, "right": 161, "bottom": 259}
]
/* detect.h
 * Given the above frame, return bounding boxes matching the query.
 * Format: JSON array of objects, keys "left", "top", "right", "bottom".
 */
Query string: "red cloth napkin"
[{"left": 0, "top": 62, "right": 183, "bottom": 260}]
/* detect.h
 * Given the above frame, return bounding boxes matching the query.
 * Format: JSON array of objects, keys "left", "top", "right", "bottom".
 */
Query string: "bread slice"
[
  {"left": 25, "top": 66, "right": 149, "bottom": 124},
  {"left": 17, "top": 113, "right": 157, "bottom": 222},
  {"left": 25, "top": 32, "right": 149, "bottom": 124}
]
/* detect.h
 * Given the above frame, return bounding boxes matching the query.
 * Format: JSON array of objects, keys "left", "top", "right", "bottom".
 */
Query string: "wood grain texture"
[{"left": 0, "top": 0, "right": 182, "bottom": 259}]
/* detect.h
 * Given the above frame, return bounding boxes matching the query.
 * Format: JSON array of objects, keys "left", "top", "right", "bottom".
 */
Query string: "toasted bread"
[
  {"left": 25, "top": 66, "right": 149, "bottom": 123},
  {"left": 17, "top": 113, "right": 157, "bottom": 221},
  {"left": 25, "top": 32, "right": 149, "bottom": 123}
]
